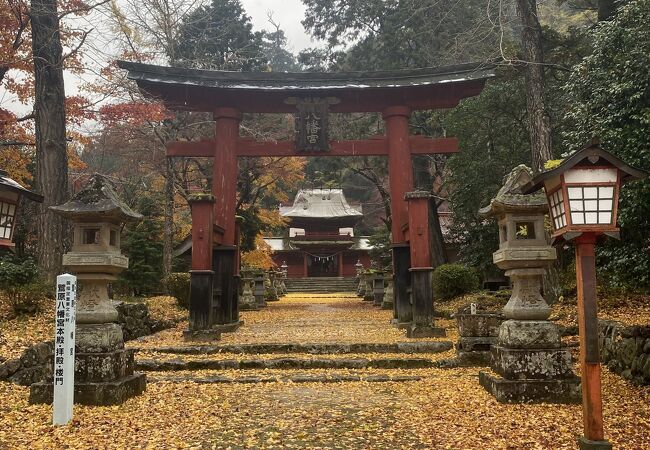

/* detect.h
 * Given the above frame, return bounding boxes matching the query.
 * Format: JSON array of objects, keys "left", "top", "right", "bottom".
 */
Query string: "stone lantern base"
[
  {"left": 479, "top": 319, "right": 581, "bottom": 403},
  {"left": 29, "top": 324, "right": 146, "bottom": 406},
  {"left": 455, "top": 311, "right": 503, "bottom": 366}
]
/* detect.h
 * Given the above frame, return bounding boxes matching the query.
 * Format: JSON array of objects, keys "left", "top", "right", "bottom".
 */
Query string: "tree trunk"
[
  {"left": 162, "top": 157, "right": 174, "bottom": 282},
  {"left": 515, "top": 0, "right": 552, "bottom": 174},
  {"left": 31, "top": 0, "right": 68, "bottom": 281}
]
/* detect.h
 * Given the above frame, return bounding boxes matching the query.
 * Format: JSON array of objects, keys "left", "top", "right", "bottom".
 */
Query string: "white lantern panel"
[
  {"left": 548, "top": 189, "right": 567, "bottom": 231},
  {"left": 570, "top": 200, "right": 583, "bottom": 211},
  {"left": 598, "top": 212, "right": 612, "bottom": 224},
  {"left": 584, "top": 200, "right": 599, "bottom": 210},
  {"left": 584, "top": 187, "right": 598, "bottom": 199},
  {"left": 571, "top": 213, "right": 585, "bottom": 224},
  {"left": 0, "top": 200, "right": 16, "bottom": 239},
  {"left": 600, "top": 186, "right": 614, "bottom": 198},
  {"left": 568, "top": 187, "right": 583, "bottom": 199},
  {"left": 564, "top": 168, "right": 617, "bottom": 183},
  {"left": 585, "top": 212, "right": 598, "bottom": 224},
  {"left": 599, "top": 199, "right": 613, "bottom": 211}
]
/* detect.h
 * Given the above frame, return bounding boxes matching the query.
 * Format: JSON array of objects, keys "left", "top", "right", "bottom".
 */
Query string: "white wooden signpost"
[{"left": 53, "top": 274, "right": 77, "bottom": 425}]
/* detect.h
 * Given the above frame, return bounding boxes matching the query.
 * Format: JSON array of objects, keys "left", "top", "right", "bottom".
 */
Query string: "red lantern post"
[{"left": 524, "top": 141, "right": 648, "bottom": 450}]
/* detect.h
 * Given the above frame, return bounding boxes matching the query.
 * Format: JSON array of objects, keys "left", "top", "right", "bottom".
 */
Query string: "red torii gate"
[{"left": 118, "top": 61, "right": 494, "bottom": 338}]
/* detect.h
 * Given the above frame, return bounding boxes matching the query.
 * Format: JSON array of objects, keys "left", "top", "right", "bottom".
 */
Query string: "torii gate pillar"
[
  {"left": 384, "top": 106, "right": 414, "bottom": 326},
  {"left": 211, "top": 107, "right": 242, "bottom": 332}
]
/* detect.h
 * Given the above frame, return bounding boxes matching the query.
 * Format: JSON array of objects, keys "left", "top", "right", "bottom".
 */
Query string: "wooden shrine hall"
[{"left": 118, "top": 60, "right": 494, "bottom": 338}]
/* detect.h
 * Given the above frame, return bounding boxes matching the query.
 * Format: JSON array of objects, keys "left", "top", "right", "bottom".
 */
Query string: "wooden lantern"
[
  {"left": 0, "top": 170, "right": 43, "bottom": 247},
  {"left": 524, "top": 141, "right": 647, "bottom": 241},
  {"left": 524, "top": 141, "right": 648, "bottom": 450}
]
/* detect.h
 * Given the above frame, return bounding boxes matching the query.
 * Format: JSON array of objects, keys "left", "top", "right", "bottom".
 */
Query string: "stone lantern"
[
  {"left": 239, "top": 268, "right": 258, "bottom": 311},
  {"left": 381, "top": 273, "right": 394, "bottom": 310},
  {"left": 30, "top": 175, "right": 145, "bottom": 405},
  {"left": 279, "top": 261, "right": 288, "bottom": 295},
  {"left": 477, "top": 165, "right": 580, "bottom": 403}
]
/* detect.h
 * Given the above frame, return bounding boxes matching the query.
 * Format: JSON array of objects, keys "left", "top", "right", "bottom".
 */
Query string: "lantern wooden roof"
[
  {"left": 0, "top": 170, "right": 43, "bottom": 202},
  {"left": 116, "top": 60, "right": 495, "bottom": 113},
  {"left": 50, "top": 174, "right": 142, "bottom": 221},
  {"left": 523, "top": 143, "right": 648, "bottom": 194},
  {"left": 480, "top": 165, "right": 548, "bottom": 217}
]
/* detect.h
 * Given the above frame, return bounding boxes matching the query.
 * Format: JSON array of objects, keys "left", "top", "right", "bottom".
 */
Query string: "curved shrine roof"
[
  {"left": 282, "top": 189, "right": 363, "bottom": 220},
  {"left": 117, "top": 61, "right": 495, "bottom": 113}
]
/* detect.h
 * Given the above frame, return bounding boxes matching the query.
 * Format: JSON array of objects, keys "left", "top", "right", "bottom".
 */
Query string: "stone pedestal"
[
  {"left": 455, "top": 310, "right": 503, "bottom": 365},
  {"left": 254, "top": 273, "right": 266, "bottom": 308},
  {"left": 373, "top": 272, "right": 385, "bottom": 307},
  {"left": 381, "top": 276, "right": 394, "bottom": 310},
  {"left": 480, "top": 318, "right": 581, "bottom": 403},
  {"left": 363, "top": 272, "right": 374, "bottom": 302},
  {"left": 578, "top": 437, "right": 613, "bottom": 450},
  {"left": 502, "top": 268, "right": 552, "bottom": 320},
  {"left": 239, "top": 276, "right": 258, "bottom": 311},
  {"left": 265, "top": 272, "right": 279, "bottom": 302},
  {"left": 357, "top": 273, "right": 365, "bottom": 297}
]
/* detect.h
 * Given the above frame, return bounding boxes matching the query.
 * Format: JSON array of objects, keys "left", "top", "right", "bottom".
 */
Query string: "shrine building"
[{"left": 264, "top": 188, "right": 372, "bottom": 278}]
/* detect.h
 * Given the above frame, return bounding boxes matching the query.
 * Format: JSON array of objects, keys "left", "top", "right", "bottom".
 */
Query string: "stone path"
[
  {"left": 130, "top": 293, "right": 459, "bottom": 350},
  {"left": 132, "top": 293, "right": 456, "bottom": 385},
  {"left": 2, "top": 293, "right": 649, "bottom": 449}
]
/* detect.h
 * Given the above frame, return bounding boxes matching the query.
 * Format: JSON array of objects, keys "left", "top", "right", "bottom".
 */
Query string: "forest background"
[{"left": 0, "top": 0, "right": 648, "bottom": 297}]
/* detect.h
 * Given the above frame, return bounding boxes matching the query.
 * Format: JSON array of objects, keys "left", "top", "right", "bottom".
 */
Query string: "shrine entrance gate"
[{"left": 118, "top": 61, "right": 494, "bottom": 336}]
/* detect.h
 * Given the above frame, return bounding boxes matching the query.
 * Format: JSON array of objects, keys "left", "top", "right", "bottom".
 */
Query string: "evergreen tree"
[
  {"left": 563, "top": 0, "right": 650, "bottom": 289},
  {"left": 173, "top": 0, "right": 266, "bottom": 70},
  {"left": 261, "top": 18, "right": 299, "bottom": 71},
  {"left": 118, "top": 196, "right": 164, "bottom": 296}
]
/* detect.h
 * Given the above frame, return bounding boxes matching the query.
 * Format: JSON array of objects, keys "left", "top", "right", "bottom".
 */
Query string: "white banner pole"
[{"left": 53, "top": 273, "right": 77, "bottom": 425}]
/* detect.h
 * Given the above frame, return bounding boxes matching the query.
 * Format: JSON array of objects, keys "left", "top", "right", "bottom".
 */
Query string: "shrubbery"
[
  {"left": 0, "top": 254, "right": 50, "bottom": 316},
  {"left": 164, "top": 272, "right": 190, "bottom": 309},
  {"left": 432, "top": 264, "right": 479, "bottom": 300}
]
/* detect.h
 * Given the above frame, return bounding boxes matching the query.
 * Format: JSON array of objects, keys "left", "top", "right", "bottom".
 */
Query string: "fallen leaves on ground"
[
  {"left": 1, "top": 368, "right": 648, "bottom": 449},
  {"left": 1, "top": 292, "right": 649, "bottom": 449},
  {"left": 0, "top": 301, "right": 55, "bottom": 360}
]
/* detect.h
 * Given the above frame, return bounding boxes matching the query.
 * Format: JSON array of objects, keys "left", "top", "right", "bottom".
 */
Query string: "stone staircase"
[
  {"left": 285, "top": 277, "right": 357, "bottom": 293},
  {"left": 133, "top": 341, "right": 453, "bottom": 385}
]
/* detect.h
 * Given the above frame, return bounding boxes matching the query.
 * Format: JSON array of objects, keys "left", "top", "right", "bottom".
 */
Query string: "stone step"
[
  {"left": 136, "top": 356, "right": 437, "bottom": 372},
  {"left": 147, "top": 373, "right": 424, "bottom": 384},
  {"left": 132, "top": 341, "right": 453, "bottom": 355}
]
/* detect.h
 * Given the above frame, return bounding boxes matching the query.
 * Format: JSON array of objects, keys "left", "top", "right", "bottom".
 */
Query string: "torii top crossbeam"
[
  {"left": 118, "top": 61, "right": 494, "bottom": 113},
  {"left": 118, "top": 60, "right": 493, "bottom": 256}
]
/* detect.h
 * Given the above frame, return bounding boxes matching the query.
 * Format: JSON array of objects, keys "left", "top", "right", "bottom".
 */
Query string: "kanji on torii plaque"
[{"left": 286, "top": 97, "right": 339, "bottom": 152}]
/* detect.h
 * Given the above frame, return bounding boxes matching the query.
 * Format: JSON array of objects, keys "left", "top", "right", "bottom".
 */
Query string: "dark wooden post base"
[
  {"left": 188, "top": 269, "right": 214, "bottom": 331},
  {"left": 212, "top": 246, "right": 242, "bottom": 332},
  {"left": 392, "top": 245, "right": 412, "bottom": 325},
  {"left": 408, "top": 267, "right": 445, "bottom": 338}
]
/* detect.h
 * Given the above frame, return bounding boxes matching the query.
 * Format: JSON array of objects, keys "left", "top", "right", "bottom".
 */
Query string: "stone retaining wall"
[
  {"left": 0, "top": 300, "right": 176, "bottom": 386},
  {"left": 599, "top": 321, "right": 650, "bottom": 386}
]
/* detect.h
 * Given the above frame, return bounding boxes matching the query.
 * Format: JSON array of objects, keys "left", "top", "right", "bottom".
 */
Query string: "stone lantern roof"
[
  {"left": 50, "top": 174, "right": 142, "bottom": 222},
  {"left": 479, "top": 165, "right": 548, "bottom": 217}
]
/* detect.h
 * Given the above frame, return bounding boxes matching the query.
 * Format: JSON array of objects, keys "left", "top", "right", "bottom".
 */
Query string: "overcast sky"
[
  {"left": 1, "top": 0, "right": 318, "bottom": 118},
  {"left": 242, "top": 0, "right": 315, "bottom": 51}
]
